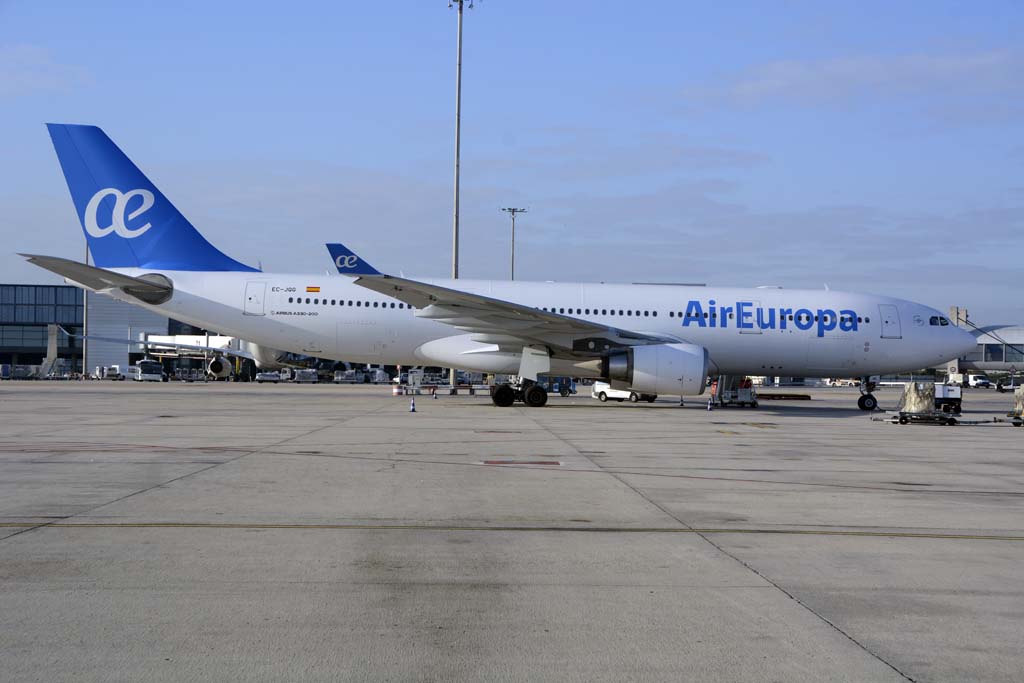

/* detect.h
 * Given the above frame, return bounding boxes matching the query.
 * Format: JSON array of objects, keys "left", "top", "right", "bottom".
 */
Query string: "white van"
[
  {"left": 591, "top": 381, "right": 656, "bottom": 403},
  {"left": 967, "top": 374, "right": 991, "bottom": 388}
]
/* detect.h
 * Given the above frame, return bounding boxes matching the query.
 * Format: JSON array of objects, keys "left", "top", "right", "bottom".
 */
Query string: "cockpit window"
[
  {"left": 939, "top": 317, "right": 949, "bottom": 326},
  {"left": 929, "top": 316, "right": 939, "bottom": 325}
]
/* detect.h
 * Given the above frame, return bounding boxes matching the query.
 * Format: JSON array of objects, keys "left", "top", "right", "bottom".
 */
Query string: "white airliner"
[{"left": 23, "top": 124, "right": 976, "bottom": 410}]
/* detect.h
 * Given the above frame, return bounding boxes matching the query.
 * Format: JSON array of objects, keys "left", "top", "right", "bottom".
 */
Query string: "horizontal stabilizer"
[
  {"left": 56, "top": 326, "right": 255, "bottom": 360},
  {"left": 20, "top": 254, "right": 173, "bottom": 304}
]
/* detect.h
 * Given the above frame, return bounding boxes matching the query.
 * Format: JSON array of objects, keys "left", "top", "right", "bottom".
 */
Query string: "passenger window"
[
  {"left": 652, "top": 311, "right": 657, "bottom": 317},
  {"left": 288, "top": 297, "right": 293, "bottom": 303},
  {"left": 331, "top": 299, "right": 336, "bottom": 305},
  {"left": 643, "top": 311, "right": 648, "bottom": 317},
  {"left": 305, "top": 298, "right": 310, "bottom": 304}
]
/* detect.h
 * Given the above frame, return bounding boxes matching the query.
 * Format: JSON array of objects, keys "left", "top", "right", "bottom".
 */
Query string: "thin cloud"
[
  {"left": 0, "top": 45, "right": 91, "bottom": 98},
  {"left": 686, "top": 50, "right": 1023, "bottom": 105}
]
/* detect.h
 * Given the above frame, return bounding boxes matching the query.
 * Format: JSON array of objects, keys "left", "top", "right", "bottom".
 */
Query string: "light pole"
[
  {"left": 501, "top": 207, "right": 526, "bottom": 280},
  {"left": 450, "top": 0, "right": 466, "bottom": 281},
  {"left": 447, "top": 0, "right": 473, "bottom": 389},
  {"left": 82, "top": 242, "right": 89, "bottom": 377}
]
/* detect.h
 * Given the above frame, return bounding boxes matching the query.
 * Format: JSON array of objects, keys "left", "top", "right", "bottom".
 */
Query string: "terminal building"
[
  {"left": 960, "top": 325, "right": 1024, "bottom": 374},
  {"left": 0, "top": 282, "right": 190, "bottom": 374},
  {"left": 0, "top": 283, "right": 84, "bottom": 368}
]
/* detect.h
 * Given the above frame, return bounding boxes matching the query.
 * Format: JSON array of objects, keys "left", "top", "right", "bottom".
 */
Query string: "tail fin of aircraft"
[
  {"left": 326, "top": 242, "right": 381, "bottom": 276},
  {"left": 46, "top": 123, "right": 257, "bottom": 272}
]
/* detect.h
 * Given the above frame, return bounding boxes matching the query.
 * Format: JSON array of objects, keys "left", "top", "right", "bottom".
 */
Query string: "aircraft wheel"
[
  {"left": 629, "top": 392, "right": 639, "bottom": 403},
  {"left": 492, "top": 384, "right": 516, "bottom": 407},
  {"left": 524, "top": 385, "right": 548, "bottom": 408},
  {"left": 560, "top": 387, "right": 570, "bottom": 397},
  {"left": 858, "top": 394, "right": 878, "bottom": 411},
  {"left": 647, "top": 397, "right": 656, "bottom": 403},
  {"left": 598, "top": 392, "right": 608, "bottom": 402}
]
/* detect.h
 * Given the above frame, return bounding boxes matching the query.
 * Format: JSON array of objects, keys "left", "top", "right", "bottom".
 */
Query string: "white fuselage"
[{"left": 101, "top": 270, "right": 975, "bottom": 380}]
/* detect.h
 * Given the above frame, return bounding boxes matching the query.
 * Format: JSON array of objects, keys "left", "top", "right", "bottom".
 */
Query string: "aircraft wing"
[{"left": 332, "top": 244, "right": 675, "bottom": 357}]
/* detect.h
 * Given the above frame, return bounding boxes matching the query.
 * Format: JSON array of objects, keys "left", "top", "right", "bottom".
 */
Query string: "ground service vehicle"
[
  {"left": 127, "top": 359, "right": 164, "bottom": 381},
  {"left": 592, "top": 381, "right": 656, "bottom": 403},
  {"left": 967, "top": 374, "right": 991, "bottom": 388}
]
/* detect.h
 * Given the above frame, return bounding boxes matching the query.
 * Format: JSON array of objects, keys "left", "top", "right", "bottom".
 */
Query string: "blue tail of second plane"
[
  {"left": 327, "top": 243, "right": 380, "bottom": 276},
  {"left": 46, "top": 123, "right": 257, "bottom": 272}
]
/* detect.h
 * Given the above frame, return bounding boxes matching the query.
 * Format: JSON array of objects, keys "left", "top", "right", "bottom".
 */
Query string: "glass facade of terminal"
[{"left": 0, "top": 284, "right": 83, "bottom": 365}]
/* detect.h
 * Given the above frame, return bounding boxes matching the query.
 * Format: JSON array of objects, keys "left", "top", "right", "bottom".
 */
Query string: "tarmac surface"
[{"left": 0, "top": 381, "right": 1021, "bottom": 682}]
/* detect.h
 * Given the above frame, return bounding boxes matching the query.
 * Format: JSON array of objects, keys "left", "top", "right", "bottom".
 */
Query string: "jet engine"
[
  {"left": 207, "top": 356, "right": 233, "bottom": 379},
  {"left": 602, "top": 343, "right": 708, "bottom": 396}
]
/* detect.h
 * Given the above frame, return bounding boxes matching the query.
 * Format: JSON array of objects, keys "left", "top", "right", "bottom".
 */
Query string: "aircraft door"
[
  {"left": 879, "top": 304, "right": 901, "bottom": 339},
  {"left": 243, "top": 282, "right": 267, "bottom": 316},
  {"left": 739, "top": 300, "right": 762, "bottom": 334}
]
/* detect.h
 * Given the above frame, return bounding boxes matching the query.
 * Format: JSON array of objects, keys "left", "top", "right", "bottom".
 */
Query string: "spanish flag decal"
[{"left": 306, "top": 286, "right": 320, "bottom": 293}]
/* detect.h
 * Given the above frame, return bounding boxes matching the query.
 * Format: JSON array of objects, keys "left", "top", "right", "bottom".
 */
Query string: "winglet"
[{"left": 326, "top": 243, "right": 381, "bottom": 276}]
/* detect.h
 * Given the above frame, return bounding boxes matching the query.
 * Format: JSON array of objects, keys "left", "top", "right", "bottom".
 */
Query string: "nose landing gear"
[
  {"left": 858, "top": 378, "right": 878, "bottom": 411},
  {"left": 857, "top": 393, "right": 878, "bottom": 411}
]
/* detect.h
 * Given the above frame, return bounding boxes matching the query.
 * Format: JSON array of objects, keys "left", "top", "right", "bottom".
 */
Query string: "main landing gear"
[
  {"left": 857, "top": 378, "right": 878, "bottom": 411},
  {"left": 491, "top": 381, "right": 548, "bottom": 408},
  {"left": 492, "top": 346, "right": 552, "bottom": 408}
]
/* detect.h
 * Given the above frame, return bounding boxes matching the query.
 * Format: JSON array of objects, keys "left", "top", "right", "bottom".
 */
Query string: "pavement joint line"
[
  {"left": 0, "top": 398, "right": 395, "bottom": 545},
  {"left": 521, "top": 409, "right": 917, "bottom": 681},
  {"left": 0, "top": 522, "right": 1021, "bottom": 540}
]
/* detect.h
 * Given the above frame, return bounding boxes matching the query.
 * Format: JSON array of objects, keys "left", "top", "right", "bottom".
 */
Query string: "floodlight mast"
[
  {"left": 450, "top": 0, "right": 465, "bottom": 281},
  {"left": 447, "top": 0, "right": 474, "bottom": 389},
  {"left": 501, "top": 207, "right": 526, "bottom": 280}
]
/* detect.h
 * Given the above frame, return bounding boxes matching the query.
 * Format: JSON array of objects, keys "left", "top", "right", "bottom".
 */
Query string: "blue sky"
[{"left": 1, "top": 1, "right": 1022, "bottom": 323}]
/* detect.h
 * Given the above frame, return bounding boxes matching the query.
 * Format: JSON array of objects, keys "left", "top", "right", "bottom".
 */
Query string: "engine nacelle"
[
  {"left": 207, "top": 356, "right": 233, "bottom": 379},
  {"left": 602, "top": 343, "right": 708, "bottom": 396}
]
